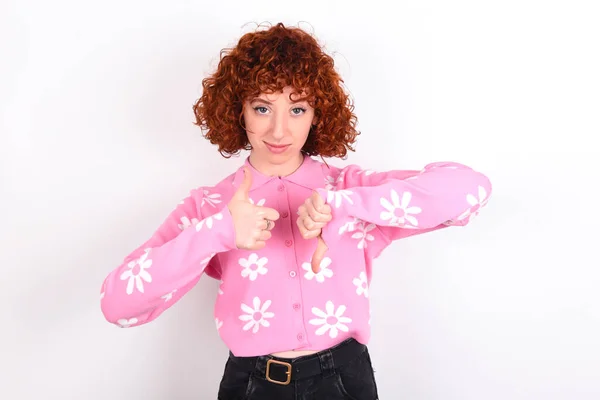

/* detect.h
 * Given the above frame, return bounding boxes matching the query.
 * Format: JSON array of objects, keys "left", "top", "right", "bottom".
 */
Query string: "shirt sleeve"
[
  {"left": 99, "top": 188, "right": 237, "bottom": 328},
  {"left": 317, "top": 161, "right": 492, "bottom": 259}
]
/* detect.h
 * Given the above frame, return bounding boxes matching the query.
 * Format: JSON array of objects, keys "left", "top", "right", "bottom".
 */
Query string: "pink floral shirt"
[{"left": 100, "top": 155, "right": 492, "bottom": 356}]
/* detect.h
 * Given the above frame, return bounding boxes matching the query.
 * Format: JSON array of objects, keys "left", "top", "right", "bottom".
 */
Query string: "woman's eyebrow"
[
  {"left": 250, "top": 97, "right": 307, "bottom": 104},
  {"left": 250, "top": 98, "right": 273, "bottom": 104}
]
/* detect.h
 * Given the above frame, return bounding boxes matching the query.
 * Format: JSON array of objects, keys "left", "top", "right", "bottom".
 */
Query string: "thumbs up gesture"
[
  {"left": 227, "top": 167, "right": 280, "bottom": 250},
  {"left": 297, "top": 191, "right": 332, "bottom": 273}
]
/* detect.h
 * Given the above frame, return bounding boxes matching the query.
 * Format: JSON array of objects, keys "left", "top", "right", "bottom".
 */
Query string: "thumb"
[
  {"left": 233, "top": 167, "right": 252, "bottom": 201},
  {"left": 311, "top": 235, "right": 328, "bottom": 273}
]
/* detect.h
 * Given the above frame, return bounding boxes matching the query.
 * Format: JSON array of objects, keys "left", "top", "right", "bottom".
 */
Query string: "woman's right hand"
[{"left": 227, "top": 167, "right": 280, "bottom": 250}]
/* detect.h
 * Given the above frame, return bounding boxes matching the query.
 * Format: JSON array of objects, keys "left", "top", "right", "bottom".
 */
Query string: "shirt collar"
[{"left": 231, "top": 154, "right": 327, "bottom": 192}]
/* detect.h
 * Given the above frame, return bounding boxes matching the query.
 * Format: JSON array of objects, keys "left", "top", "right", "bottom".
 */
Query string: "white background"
[{"left": 2, "top": 0, "right": 599, "bottom": 399}]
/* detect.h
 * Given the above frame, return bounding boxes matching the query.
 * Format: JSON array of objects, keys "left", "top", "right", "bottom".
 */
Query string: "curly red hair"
[{"left": 192, "top": 23, "right": 360, "bottom": 159}]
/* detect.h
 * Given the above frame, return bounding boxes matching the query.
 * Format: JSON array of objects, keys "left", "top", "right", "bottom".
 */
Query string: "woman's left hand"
[
  {"left": 297, "top": 191, "right": 332, "bottom": 272},
  {"left": 297, "top": 191, "right": 332, "bottom": 239}
]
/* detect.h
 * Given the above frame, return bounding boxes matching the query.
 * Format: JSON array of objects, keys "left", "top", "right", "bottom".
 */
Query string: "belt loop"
[{"left": 318, "top": 349, "right": 336, "bottom": 378}]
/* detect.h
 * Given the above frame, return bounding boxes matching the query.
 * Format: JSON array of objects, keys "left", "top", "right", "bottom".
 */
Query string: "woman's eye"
[
  {"left": 254, "top": 106, "right": 268, "bottom": 114},
  {"left": 292, "top": 107, "right": 306, "bottom": 115}
]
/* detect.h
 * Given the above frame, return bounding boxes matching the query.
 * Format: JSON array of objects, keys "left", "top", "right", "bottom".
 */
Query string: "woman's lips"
[{"left": 265, "top": 142, "right": 290, "bottom": 154}]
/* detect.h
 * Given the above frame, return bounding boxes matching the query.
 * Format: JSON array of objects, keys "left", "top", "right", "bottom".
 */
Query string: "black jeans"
[{"left": 217, "top": 338, "right": 379, "bottom": 399}]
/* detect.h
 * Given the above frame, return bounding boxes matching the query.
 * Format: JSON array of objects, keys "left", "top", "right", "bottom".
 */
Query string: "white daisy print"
[
  {"left": 380, "top": 189, "right": 421, "bottom": 228},
  {"left": 351, "top": 222, "right": 376, "bottom": 249},
  {"left": 324, "top": 175, "right": 336, "bottom": 190},
  {"left": 161, "top": 289, "right": 177, "bottom": 302},
  {"left": 309, "top": 301, "right": 352, "bottom": 338},
  {"left": 445, "top": 185, "right": 490, "bottom": 225},
  {"left": 120, "top": 251, "right": 152, "bottom": 295},
  {"left": 338, "top": 217, "right": 362, "bottom": 235},
  {"left": 239, "top": 253, "right": 269, "bottom": 281},
  {"left": 201, "top": 189, "right": 222, "bottom": 208},
  {"left": 459, "top": 185, "right": 489, "bottom": 221},
  {"left": 249, "top": 198, "right": 266, "bottom": 206},
  {"left": 302, "top": 257, "right": 333, "bottom": 283},
  {"left": 215, "top": 318, "right": 223, "bottom": 330},
  {"left": 117, "top": 318, "right": 138, "bottom": 328},
  {"left": 178, "top": 216, "right": 200, "bottom": 230},
  {"left": 326, "top": 189, "right": 354, "bottom": 208},
  {"left": 195, "top": 212, "right": 223, "bottom": 230},
  {"left": 239, "top": 297, "right": 275, "bottom": 333},
  {"left": 353, "top": 272, "right": 369, "bottom": 298}
]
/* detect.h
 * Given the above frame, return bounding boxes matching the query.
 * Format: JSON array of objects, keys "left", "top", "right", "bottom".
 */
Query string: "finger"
[
  {"left": 297, "top": 216, "right": 321, "bottom": 239},
  {"left": 257, "top": 229, "right": 272, "bottom": 241},
  {"left": 297, "top": 204, "right": 307, "bottom": 217},
  {"left": 311, "top": 235, "right": 328, "bottom": 273},
  {"left": 256, "top": 206, "right": 280, "bottom": 221},
  {"left": 299, "top": 223, "right": 320, "bottom": 239},
  {"left": 296, "top": 216, "right": 306, "bottom": 234},
  {"left": 302, "top": 229, "right": 321, "bottom": 239},
  {"left": 311, "top": 190, "right": 326, "bottom": 211},
  {"left": 232, "top": 167, "right": 252, "bottom": 201},
  {"left": 257, "top": 218, "right": 275, "bottom": 231},
  {"left": 250, "top": 240, "right": 267, "bottom": 250},
  {"left": 297, "top": 207, "right": 309, "bottom": 223},
  {"left": 310, "top": 191, "right": 332, "bottom": 218},
  {"left": 305, "top": 197, "right": 332, "bottom": 223},
  {"left": 309, "top": 205, "right": 332, "bottom": 222},
  {"left": 302, "top": 215, "right": 327, "bottom": 231},
  {"left": 239, "top": 238, "right": 256, "bottom": 250}
]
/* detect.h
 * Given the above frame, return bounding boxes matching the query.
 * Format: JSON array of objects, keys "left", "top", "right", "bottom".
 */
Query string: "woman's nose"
[{"left": 271, "top": 113, "right": 287, "bottom": 139}]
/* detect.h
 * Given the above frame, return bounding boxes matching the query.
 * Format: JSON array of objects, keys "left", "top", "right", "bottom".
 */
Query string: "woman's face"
[{"left": 243, "top": 86, "right": 315, "bottom": 175}]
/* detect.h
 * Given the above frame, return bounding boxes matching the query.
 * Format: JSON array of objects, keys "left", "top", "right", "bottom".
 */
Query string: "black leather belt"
[{"left": 227, "top": 338, "right": 366, "bottom": 385}]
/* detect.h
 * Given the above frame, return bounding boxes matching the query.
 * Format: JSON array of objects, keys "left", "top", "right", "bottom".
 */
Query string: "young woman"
[{"left": 100, "top": 23, "right": 492, "bottom": 399}]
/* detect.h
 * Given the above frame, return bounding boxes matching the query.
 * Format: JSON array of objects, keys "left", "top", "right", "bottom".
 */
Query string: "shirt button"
[
  {"left": 293, "top": 303, "right": 301, "bottom": 310},
  {"left": 281, "top": 211, "right": 289, "bottom": 218},
  {"left": 289, "top": 271, "right": 297, "bottom": 278},
  {"left": 285, "top": 240, "right": 293, "bottom": 247},
  {"left": 297, "top": 333, "right": 304, "bottom": 341},
  {"left": 277, "top": 185, "right": 285, "bottom": 192}
]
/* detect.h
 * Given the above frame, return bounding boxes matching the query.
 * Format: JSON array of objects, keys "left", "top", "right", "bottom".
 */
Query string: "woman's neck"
[{"left": 248, "top": 152, "right": 305, "bottom": 177}]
